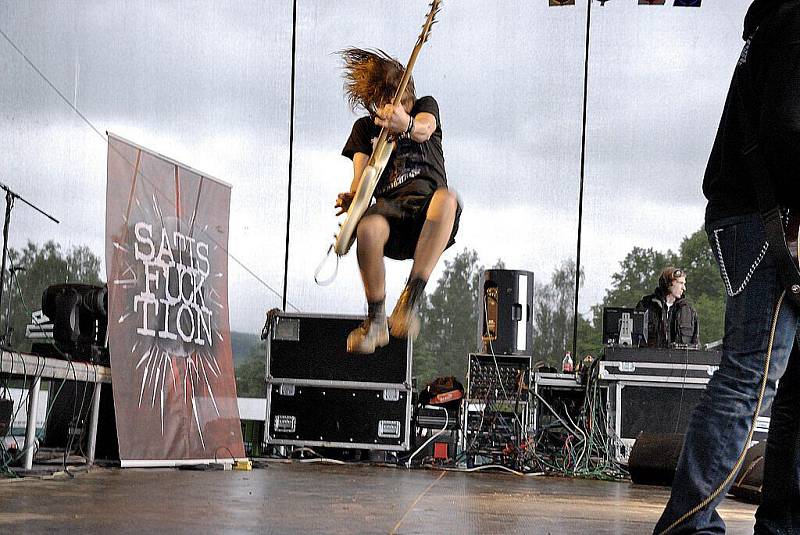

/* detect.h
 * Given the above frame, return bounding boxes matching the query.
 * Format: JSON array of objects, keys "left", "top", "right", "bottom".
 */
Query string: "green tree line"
[
  {"left": 412, "top": 227, "right": 726, "bottom": 386},
  {"left": 2, "top": 235, "right": 726, "bottom": 398}
]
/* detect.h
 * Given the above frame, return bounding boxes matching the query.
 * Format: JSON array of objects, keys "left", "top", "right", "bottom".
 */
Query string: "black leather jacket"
[
  {"left": 636, "top": 289, "right": 699, "bottom": 348},
  {"left": 703, "top": 1, "right": 800, "bottom": 221}
]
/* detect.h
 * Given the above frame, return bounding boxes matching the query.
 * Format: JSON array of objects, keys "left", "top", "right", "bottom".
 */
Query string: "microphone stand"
[
  {"left": 4, "top": 266, "right": 26, "bottom": 346},
  {"left": 0, "top": 182, "right": 59, "bottom": 347}
]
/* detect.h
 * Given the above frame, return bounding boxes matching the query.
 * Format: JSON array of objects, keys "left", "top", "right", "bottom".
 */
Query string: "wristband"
[{"left": 403, "top": 115, "right": 414, "bottom": 139}]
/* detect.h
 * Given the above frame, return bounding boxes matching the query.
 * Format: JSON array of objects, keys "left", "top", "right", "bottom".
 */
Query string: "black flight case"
[{"left": 264, "top": 312, "right": 412, "bottom": 451}]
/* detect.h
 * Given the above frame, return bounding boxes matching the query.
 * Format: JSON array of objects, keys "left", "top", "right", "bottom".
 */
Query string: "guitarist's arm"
[
  {"left": 375, "top": 103, "right": 437, "bottom": 143},
  {"left": 335, "top": 152, "right": 369, "bottom": 216},
  {"left": 408, "top": 112, "right": 436, "bottom": 143},
  {"left": 350, "top": 152, "right": 370, "bottom": 191}
]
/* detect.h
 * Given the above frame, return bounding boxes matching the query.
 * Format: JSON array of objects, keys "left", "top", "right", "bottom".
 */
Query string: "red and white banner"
[{"left": 105, "top": 133, "right": 244, "bottom": 466}]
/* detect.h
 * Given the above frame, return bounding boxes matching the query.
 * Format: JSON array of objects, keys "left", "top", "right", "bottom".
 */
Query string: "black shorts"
[{"left": 363, "top": 188, "right": 462, "bottom": 261}]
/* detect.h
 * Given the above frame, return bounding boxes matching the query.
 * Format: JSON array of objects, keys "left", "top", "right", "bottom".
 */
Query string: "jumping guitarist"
[
  {"left": 335, "top": 48, "right": 461, "bottom": 354},
  {"left": 655, "top": 1, "right": 800, "bottom": 533}
]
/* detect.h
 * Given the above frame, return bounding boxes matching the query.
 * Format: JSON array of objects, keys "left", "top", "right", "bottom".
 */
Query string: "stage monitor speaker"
[
  {"left": 731, "top": 441, "right": 766, "bottom": 504},
  {"left": 629, "top": 434, "right": 768, "bottom": 496},
  {"left": 477, "top": 269, "right": 534, "bottom": 355},
  {"left": 628, "top": 432, "right": 684, "bottom": 486}
]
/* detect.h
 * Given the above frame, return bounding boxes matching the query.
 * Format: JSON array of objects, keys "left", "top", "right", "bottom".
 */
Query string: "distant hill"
[{"left": 230, "top": 331, "right": 262, "bottom": 366}]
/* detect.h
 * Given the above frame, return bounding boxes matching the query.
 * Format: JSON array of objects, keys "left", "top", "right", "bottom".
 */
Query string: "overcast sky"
[{"left": 0, "top": 0, "right": 751, "bottom": 335}]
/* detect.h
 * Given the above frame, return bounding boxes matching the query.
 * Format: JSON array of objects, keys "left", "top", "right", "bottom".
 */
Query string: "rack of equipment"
[{"left": 461, "top": 353, "right": 532, "bottom": 469}]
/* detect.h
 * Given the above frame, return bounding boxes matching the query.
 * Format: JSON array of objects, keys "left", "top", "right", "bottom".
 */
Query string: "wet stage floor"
[{"left": 0, "top": 462, "right": 757, "bottom": 534}]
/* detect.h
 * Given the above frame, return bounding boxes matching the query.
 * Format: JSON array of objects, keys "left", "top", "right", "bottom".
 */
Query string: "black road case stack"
[
  {"left": 264, "top": 312, "right": 412, "bottom": 451},
  {"left": 600, "top": 345, "right": 724, "bottom": 461}
]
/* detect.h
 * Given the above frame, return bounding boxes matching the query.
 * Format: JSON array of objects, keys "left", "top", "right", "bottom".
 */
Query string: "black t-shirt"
[
  {"left": 703, "top": 2, "right": 800, "bottom": 221},
  {"left": 341, "top": 95, "right": 446, "bottom": 199}
]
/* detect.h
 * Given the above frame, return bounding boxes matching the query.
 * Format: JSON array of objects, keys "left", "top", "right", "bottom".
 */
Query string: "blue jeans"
[{"left": 654, "top": 213, "right": 800, "bottom": 534}]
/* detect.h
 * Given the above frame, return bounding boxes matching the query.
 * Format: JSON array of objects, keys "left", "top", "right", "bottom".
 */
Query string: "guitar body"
[{"left": 333, "top": 140, "right": 395, "bottom": 256}]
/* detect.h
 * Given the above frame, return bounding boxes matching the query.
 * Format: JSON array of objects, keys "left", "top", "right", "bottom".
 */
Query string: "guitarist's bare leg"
[
  {"left": 390, "top": 188, "right": 458, "bottom": 339},
  {"left": 356, "top": 215, "right": 390, "bottom": 303},
  {"left": 410, "top": 189, "right": 459, "bottom": 281},
  {"left": 347, "top": 215, "right": 391, "bottom": 353}
]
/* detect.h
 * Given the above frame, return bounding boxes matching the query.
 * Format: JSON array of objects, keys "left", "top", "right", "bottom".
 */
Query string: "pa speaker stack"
[{"left": 477, "top": 269, "right": 534, "bottom": 355}]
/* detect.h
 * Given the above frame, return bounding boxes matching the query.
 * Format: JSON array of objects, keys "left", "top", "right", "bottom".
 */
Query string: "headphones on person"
[{"left": 658, "top": 267, "right": 684, "bottom": 293}]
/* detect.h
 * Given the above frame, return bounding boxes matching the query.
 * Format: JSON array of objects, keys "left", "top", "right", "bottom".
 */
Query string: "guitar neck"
[
  {"left": 371, "top": 41, "right": 425, "bottom": 152},
  {"left": 391, "top": 43, "right": 423, "bottom": 109},
  {"left": 372, "top": 1, "right": 440, "bottom": 155}
]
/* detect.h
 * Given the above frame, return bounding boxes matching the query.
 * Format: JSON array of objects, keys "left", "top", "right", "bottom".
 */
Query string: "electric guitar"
[{"left": 333, "top": 0, "right": 442, "bottom": 257}]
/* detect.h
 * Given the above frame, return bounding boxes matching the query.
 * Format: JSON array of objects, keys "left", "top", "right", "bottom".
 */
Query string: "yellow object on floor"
[{"left": 233, "top": 460, "right": 252, "bottom": 471}]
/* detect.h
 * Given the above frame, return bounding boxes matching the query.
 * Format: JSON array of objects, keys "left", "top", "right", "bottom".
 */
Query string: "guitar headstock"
[{"left": 417, "top": 0, "right": 442, "bottom": 46}]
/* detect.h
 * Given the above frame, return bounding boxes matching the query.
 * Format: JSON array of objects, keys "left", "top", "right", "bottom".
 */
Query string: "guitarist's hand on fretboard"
[{"left": 374, "top": 103, "right": 412, "bottom": 136}]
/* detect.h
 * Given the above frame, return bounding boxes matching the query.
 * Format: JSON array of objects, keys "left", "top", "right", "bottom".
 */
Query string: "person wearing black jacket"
[
  {"left": 636, "top": 267, "right": 699, "bottom": 348},
  {"left": 654, "top": 2, "right": 800, "bottom": 534}
]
